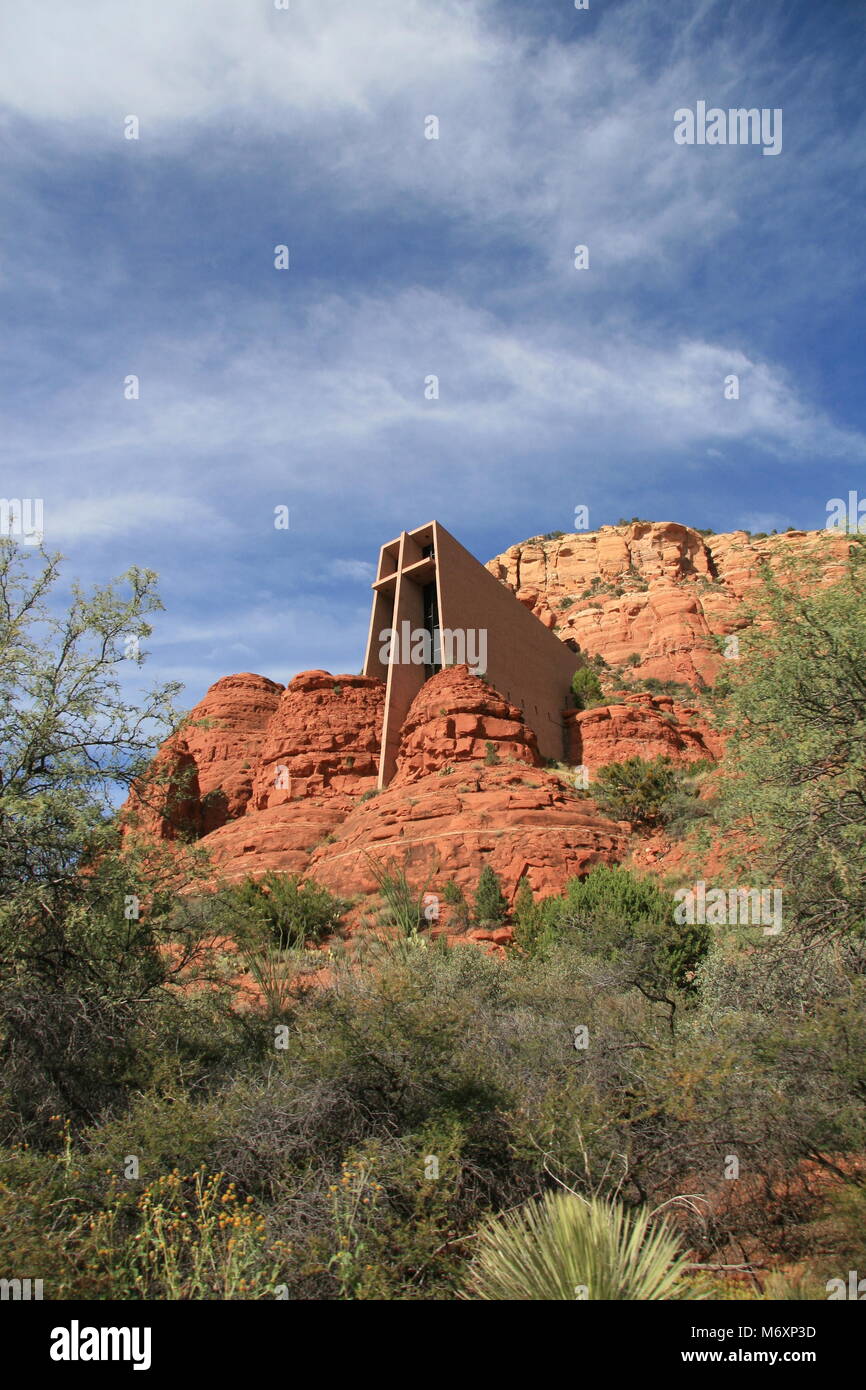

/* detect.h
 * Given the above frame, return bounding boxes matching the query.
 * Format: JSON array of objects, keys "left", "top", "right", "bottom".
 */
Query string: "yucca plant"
[
  {"left": 239, "top": 941, "right": 298, "bottom": 1015},
  {"left": 365, "top": 855, "right": 432, "bottom": 939},
  {"left": 465, "top": 1191, "right": 695, "bottom": 1301}
]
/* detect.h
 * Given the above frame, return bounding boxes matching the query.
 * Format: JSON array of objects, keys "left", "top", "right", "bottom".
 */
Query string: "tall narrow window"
[{"left": 422, "top": 581, "right": 441, "bottom": 679}]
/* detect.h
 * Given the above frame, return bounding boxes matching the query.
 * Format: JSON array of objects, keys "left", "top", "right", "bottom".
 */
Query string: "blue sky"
[{"left": 1, "top": 0, "right": 864, "bottom": 708}]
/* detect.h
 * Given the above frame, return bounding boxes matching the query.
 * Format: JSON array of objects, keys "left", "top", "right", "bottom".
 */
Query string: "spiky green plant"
[
  {"left": 238, "top": 941, "right": 298, "bottom": 1015},
  {"left": 365, "top": 856, "right": 431, "bottom": 939},
  {"left": 465, "top": 1191, "right": 694, "bottom": 1301}
]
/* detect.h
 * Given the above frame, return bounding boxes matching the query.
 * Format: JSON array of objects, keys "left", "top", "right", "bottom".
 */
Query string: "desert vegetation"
[{"left": 1, "top": 537, "right": 865, "bottom": 1299}]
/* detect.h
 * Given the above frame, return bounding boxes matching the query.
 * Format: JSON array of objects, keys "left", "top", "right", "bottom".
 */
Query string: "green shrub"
[
  {"left": 592, "top": 755, "right": 682, "bottom": 826},
  {"left": 225, "top": 873, "right": 346, "bottom": 949},
  {"left": 442, "top": 879, "right": 464, "bottom": 905},
  {"left": 512, "top": 878, "right": 546, "bottom": 952},
  {"left": 441, "top": 879, "right": 469, "bottom": 927},
  {"left": 571, "top": 667, "right": 604, "bottom": 710},
  {"left": 473, "top": 864, "right": 508, "bottom": 928},
  {"left": 484, "top": 741, "right": 501, "bottom": 766},
  {"left": 540, "top": 864, "right": 709, "bottom": 991},
  {"left": 633, "top": 677, "right": 697, "bottom": 701},
  {"left": 555, "top": 864, "right": 672, "bottom": 926}
]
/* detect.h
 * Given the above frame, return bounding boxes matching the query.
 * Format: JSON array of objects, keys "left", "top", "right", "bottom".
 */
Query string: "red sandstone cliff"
[
  {"left": 308, "top": 667, "right": 627, "bottom": 906},
  {"left": 565, "top": 691, "right": 724, "bottom": 771},
  {"left": 486, "top": 522, "right": 849, "bottom": 686},
  {"left": 123, "top": 523, "right": 847, "bottom": 925},
  {"left": 123, "top": 673, "right": 284, "bottom": 841}
]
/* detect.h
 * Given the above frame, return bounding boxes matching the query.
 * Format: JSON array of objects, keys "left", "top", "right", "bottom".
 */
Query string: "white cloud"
[
  {"left": 45, "top": 491, "right": 237, "bottom": 543},
  {"left": 327, "top": 559, "right": 376, "bottom": 582},
  {"left": 3, "top": 0, "right": 857, "bottom": 290},
  {"left": 0, "top": 0, "right": 490, "bottom": 126},
  {"left": 7, "top": 289, "right": 864, "bottom": 543}
]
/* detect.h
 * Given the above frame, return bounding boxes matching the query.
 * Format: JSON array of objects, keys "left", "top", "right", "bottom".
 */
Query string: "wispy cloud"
[{"left": 1, "top": 0, "right": 863, "bottom": 708}]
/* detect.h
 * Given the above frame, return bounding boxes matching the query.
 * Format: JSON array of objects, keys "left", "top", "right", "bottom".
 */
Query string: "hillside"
[
  {"left": 122, "top": 522, "right": 846, "bottom": 922},
  {"left": 5, "top": 524, "right": 866, "bottom": 1306},
  {"left": 487, "top": 521, "right": 849, "bottom": 685}
]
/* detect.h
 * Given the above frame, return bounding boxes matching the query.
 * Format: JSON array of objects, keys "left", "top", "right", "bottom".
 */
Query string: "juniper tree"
[{"left": 473, "top": 864, "right": 508, "bottom": 928}]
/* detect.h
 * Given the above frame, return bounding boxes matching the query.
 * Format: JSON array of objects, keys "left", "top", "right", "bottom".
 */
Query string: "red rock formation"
[
  {"left": 307, "top": 761, "right": 627, "bottom": 906},
  {"left": 306, "top": 669, "right": 626, "bottom": 904},
  {"left": 566, "top": 692, "right": 724, "bottom": 771},
  {"left": 124, "top": 673, "right": 283, "bottom": 840},
  {"left": 487, "top": 523, "right": 849, "bottom": 686},
  {"left": 123, "top": 525, "right": 851, "bottom": 935},
  {"left": 251, "top": 670, "right": 384, "bottom": 807},
  {"left": 392, "top": 665, "right": 542, "bottom": 785},
  {"left": 194, "top": 800, "right": 350, "bottom": 884},
  {"left": 123, "top": 669, "right": 384, "bottom": 877}
]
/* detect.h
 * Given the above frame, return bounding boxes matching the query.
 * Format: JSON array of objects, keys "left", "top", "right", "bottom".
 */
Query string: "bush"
[
  {"left": 540, "top": 864, "right": 709, "bottom": 992},
  {"left": 555, "top": 864, "right": 672, "bottom": 926},
  {"left": 592, "top": 755, "right": 683, "bottom": 826},
  {"left": 442, "top": 879, "right": 469, "bottom": 926},
  {"left": 473, "top": 865, "right": 508, "bottom": 928},
  {"left": 512, "top": 878, "right": 544, "bottom": 951},
  {"left": 367, "top": 858, "right": 430, "bottom": 938},
  {"left": 571, "top": 667, "right": 604, "bottom": 710},
  {"left": 442, "top": 879, "right": 464, "bottom": 906},
  {"left": 224, "top": 873, "right": 346, "bottom": 950},
  {"left": 632, "top": 677, "right": 697, "bottom": 701},
  {"left": 3, "top": 926, "right": 864, "bottom": 1298}
]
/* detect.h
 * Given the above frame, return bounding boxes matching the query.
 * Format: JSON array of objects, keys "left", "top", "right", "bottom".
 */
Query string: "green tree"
[
  {"left": 714, "top": 538, "right": 866, "bottom": 941},
  {"left": 571, "top": 667, "right": 604, "bottom": 710},
  {"left": 0, "top": 541, "right": 196, "bottom": 1137},
  {"left": 473, "top": 864, "right": 507, "bottom": 928}
]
